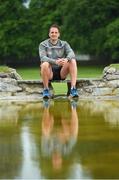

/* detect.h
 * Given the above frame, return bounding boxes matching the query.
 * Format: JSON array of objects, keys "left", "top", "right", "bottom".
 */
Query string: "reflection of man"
[{"left": 41, "top": 100, "right": 78, "bottom": 171}]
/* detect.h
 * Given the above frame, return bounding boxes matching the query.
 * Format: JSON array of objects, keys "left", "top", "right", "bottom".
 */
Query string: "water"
[{"left": 0, "top": 99, "right": 119, "bottom": 179}]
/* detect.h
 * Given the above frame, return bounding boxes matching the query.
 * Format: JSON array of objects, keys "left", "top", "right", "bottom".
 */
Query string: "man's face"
[{"left": 49, "top": 27, "right": 60, "bottom": 41}]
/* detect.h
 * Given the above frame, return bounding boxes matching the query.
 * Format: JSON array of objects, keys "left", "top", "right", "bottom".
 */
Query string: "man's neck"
[{"left": 50, "top": 39, "right": 58, "bottom": 45}]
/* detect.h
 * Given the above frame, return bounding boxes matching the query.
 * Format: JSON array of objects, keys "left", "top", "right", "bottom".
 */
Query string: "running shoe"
[
  {"left": 70, "top": 87, "right": 79, "bottom": 98},
  {"left": 43, "top": 88, "right": 51, "bottom": 99}
]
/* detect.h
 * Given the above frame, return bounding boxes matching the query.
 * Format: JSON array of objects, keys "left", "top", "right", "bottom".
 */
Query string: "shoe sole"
[
  {"left": 43, "top": 95, "right": 50, "bottom": 99},
  {"left": 43, "top": 99, "right": 50, "bottom": 108},
  {"left": 68, "top": 95, "right": 79, "bottom": 100},
  {"left": 70, "top": 94, "right": 79, "bottom": 98},
  {"left": 43, "top": 94, "right": 53, "bottom": 99}
]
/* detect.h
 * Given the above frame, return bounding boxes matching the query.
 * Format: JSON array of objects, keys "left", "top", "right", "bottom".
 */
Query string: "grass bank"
[{"left": 16, "top": 65, "right": 104, "bottom": 80}]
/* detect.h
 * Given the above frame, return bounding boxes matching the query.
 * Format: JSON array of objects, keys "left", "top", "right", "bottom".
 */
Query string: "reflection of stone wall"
[
  {"left": 78, "top": 100, "right": 119, "bottom": 126},
  {"left": 0, "top": 132, "right": 22, "bottom": 179},
  {"left": 0, "top": 102, "right": 43, "bottom": 127},
  {"left": 0, "top": 101, "right": 42, "bottom": 179},
  {"left": 1, "top": 66, "right": 119, "bottom": 100},
  {"left": 0, "top": 103, "right": 21, "bottom": 124},
  {"left": 0, "top": 101, "right": 22, "bottom": 178},
  {"left": 0, "top": 109, "right": 22, "bottom": 179}
]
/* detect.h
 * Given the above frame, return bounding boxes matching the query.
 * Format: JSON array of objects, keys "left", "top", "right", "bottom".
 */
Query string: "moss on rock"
[
  {"left": 109, "top": 64, "right": 119, "bottom": 70},
  {"left": 0, "top": 66, "right": 12, "bottom": 73}
]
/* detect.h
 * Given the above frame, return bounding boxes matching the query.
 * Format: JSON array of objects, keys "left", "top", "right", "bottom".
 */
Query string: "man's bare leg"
[
  {"left": 60, "top": 59, "right": 78, "bottom": 97},
  {"left": 60, "top": 59, "right": 77, "bottom": 88},
  {"left": 68, "top": 59, "right": 77, "bottom": 87},
  {"left": 40, "top": 62, "right": 53, "bottom": 89}
]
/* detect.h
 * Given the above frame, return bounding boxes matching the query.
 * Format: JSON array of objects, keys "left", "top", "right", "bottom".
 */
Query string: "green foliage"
[
  {"left": 60, "top": 0, "right": 119, "bottom": 59},
  {"left": 104, "top": 18, "right": 119, "bottom": 59},
  {"left": 0, "top": 0, "right": 119, "bottom": 64}
]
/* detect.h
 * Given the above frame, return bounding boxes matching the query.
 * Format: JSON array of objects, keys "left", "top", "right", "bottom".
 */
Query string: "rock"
[
  {"left": 8, "top": 68, "right": 23, "bottom": 80},
  {"left": 103, "top": 66, "right": 117, "bottom": 79},
  {"left": 104, "top": 74, "right": 119, "bottom": 81},
  {"left": 106, "top": 80, "right": 119, "bottom": 88},
  {"left": 106, "top": 67, "right": 116, "bottom": 74},
  {"left": 92, "top": 87, "right": 114, "bottom": 96},
  {"left": 0, "top": 78, "right": 22, "bottom": 92},
  {"left": 0, "top": 67, "right": 22, "bottom": 80},
  {"left": 103, "top": 65, "right": 119, "bottom": 82},
  {"left": 0, "top": 73, "right": 8, "bottom": 78}
]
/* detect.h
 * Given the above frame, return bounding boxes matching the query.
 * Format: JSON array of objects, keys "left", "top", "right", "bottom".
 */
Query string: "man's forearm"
[{"left": 41, "top": 56, "right": 56, "bottom": 64}]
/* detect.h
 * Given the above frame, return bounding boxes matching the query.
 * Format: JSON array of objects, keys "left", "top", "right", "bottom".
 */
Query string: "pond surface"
[{"left": 0, "top": 98, "right": 119, "bottom": 179}]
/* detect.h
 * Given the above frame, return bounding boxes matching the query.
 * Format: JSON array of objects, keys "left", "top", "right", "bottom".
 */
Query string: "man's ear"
[
  {"left": 58, "top": 32, "right": 60, "bottom": 38},
  {"left": 48, "top": 32, "right": 50, "bottom": 37}
]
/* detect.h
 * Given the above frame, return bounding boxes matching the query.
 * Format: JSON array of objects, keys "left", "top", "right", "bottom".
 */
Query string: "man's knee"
[
  {"left": 71, "top": 59, "right": 76, "bottom": 63},
  {"left": 41, "top": 62, "right": 50, "bottom": 71},
  {"left": 69, "top": 59, "right": 77, "bottom": 66}
]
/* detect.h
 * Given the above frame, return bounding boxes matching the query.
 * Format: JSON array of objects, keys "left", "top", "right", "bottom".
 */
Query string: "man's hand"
[{"left": 56, "top": 58, "right": 68, "bottom": 66}]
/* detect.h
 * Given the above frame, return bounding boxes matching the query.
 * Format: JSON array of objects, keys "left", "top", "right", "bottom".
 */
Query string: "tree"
[
  {"left": 0, "top": 0, "right": 119, "bottom": 65},
  {"left": 104, "top": 18, "right": 119, "bottom": 60},
  {"left": 0, "top": 0, "right": 31, "bottom": 63},
  {"left": 54, "top": 0, "right": 119, "bottom": 64}
]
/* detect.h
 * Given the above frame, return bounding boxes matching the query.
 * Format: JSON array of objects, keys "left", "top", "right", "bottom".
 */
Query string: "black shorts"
[{"left": 51, "top": 66, "right": 65, "bottom": 80}]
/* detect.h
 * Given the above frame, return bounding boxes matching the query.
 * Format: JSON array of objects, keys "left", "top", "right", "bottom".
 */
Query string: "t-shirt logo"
[
  {"left": 47, "top": 50, "right": 52, "bottom": 56},
  {"left": 57, "top": 49, "right": 64, "bottom": 57}
]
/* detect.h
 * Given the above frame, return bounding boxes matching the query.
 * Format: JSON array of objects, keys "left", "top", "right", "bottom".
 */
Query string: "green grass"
[
  {"left": 77, "top": 66, "right": 104, "bottom": 78},
  {"left": 52, "top": 82, "right": 67, "bottom": 94},
  {"left": 17, "top": 67, "right": 40, "bottom": 80},
  {"left": 16, "top": 66, "right": 104, "bottom": 94},
  {"left": 16, "top": 65, "right": 104, "bottom": 80},
  {"left": 110, "top": 64, "right": 119, "bottom": 70},
  {"left": 0, "top": 65, "right": 11, "bottom": 73}
]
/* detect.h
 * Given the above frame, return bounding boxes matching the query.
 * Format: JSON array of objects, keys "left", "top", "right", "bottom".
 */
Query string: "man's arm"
[
  {"left": 39, "top": 44, "right": 56, "bottom": 64},
  {"left": 65, "top": 42, "right": 76, "bottom": 61}
]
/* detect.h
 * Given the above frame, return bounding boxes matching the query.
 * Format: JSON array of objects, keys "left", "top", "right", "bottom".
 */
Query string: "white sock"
[{"left": 71, "top": 86, "right": 75, "bottom": 89}]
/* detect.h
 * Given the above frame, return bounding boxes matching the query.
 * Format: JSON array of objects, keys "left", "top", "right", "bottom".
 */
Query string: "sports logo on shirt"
[
  {"left": 57, "top": 49, "right": 64, "bottom": 57},
  {"left": 47, "top": 50, "right": 52, "bottom": 56}
]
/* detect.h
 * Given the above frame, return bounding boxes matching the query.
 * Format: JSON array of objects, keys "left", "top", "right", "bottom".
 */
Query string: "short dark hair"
[{"left": 49, "top": 24, "right": 60, "bottom": 32}]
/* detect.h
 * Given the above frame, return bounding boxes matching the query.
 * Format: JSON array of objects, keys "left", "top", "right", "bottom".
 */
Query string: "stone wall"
[
  {"left": 0, "top": 66, "right": 119, "bottom": 101},
  {"left": 77, "top": 66, "right": 119, "bottom": 97}
]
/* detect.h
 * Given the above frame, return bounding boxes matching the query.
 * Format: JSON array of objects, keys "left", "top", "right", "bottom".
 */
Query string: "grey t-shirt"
[{"left": 39, "top": 39, "right": 75, "bottom": 65}]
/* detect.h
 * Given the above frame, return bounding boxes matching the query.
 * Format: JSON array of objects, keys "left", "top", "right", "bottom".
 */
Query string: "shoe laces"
[
  {"left": 71, "top": 87, "right": 77, "bottom": 93},
  {"left": 43, "top": 88, "right": 49, "bottom": 94}
]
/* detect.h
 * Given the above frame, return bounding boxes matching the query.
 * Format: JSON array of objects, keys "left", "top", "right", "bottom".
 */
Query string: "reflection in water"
[
  {"left": 41, "top": 100, "right": 78, "bottom": 171},
  {"left": 77, "top": 99, "right": 119, "bottom": 179},
  {"left": 0, "top": 102, "right": 20, "bottom": 124},
  {"left": 20, "top": 127, "right": 41, "bottom": 179},
  {"left": 79, "top": 99, "right": 119, "bottom": 127},
  {"left": 0, "top": 99, "right": 119, "bottom": 179},
  {"left": 0, "top": 102, "right": 22, "bottom": 179}
]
